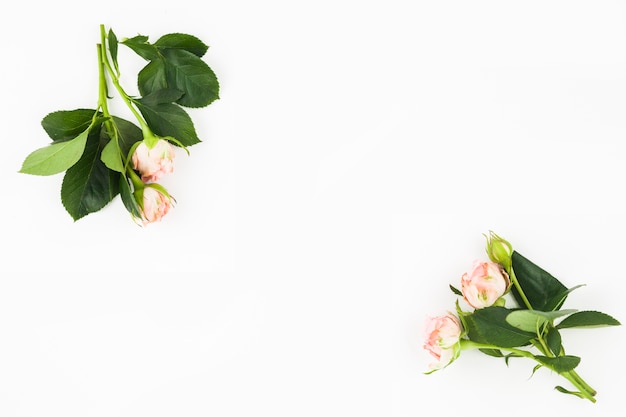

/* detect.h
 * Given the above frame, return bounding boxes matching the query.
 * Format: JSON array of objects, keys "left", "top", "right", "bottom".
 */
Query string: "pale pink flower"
[
  {"left": 461, "top": 260, "right": 510, "bottom": 309},
  {"left": 131, "top": 139, "right": 175, "bottom": 183},
  {"left": 139, "top": 187, "right": 173, "bottom": 225},
  {"left": 423, "top": 313, "right": 462, "bottom": 373}
]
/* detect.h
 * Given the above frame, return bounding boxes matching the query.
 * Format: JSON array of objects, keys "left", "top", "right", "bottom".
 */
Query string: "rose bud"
[
  {"left": 485, "top": 231, "right": 513, "bottom": 271},
  {"left": 135, "top": 185, "right": 174, "bottom": 225},
  {"left": 131, "top": 139, "right": 175, "bottom": 183},
  {"left": 423, "top": 312, "right": 462, "bottom": 373},
  {"left": 461, "top": 260, "right": 510, "bottom": 309}
]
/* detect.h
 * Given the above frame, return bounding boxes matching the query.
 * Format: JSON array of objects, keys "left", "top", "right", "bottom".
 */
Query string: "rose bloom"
[
  {"left": 139, "top": 187, "right": 173, "bottom": 225},
  {"left": 132, "top": 139, "right": 175, "bottom": 183},
  {"left": 461, "top": 260, "right": 510, "bottom": 309},
  {"left": 423, "top": 313, "right": 462, "bottom": 373}
]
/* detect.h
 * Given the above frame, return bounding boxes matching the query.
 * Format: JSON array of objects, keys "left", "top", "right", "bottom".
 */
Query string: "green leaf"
[
  {"left": 61, "top": 127, "right": 120, "bottom": 220},
  {"left": 479, "top": 348, "right": 503, "bottom": 358},
  {"left": 20, "top": 129, "right": 89, "bottom": 175},
  {"left": 556, "top": 311, "right": 621, "bottom": 329},
  {"left": 555, "top": 386, "right": 586, "bottom": 399},
  {"left": 119, "top": 175, "right": 142, "bottom": 219},
  {"left": 478, "top": 349, "right": 522, "bottom": 367},
  {"left": 154, "top": 33, "right": 208, "bottom": 57},
  {"left": 506, "top": 309, "right": 577, "bottom": 333},
  {"left": 535, "top": 355, "right": 580, "bottom": 373},
  {"left": 504, "top": 353, "right": 522, "bottom": 366},
  {"left": 511, "top": 251, "right": 568, "bottom": 311},
  {"left": 138, "top": 58, "right": 168, "bottom": 97},
  {"left": 162, "top": 48, "right": 219, "bottom": 108},
  {"left": 121, "top": 35, "right": 159, "bottom": 60},
  {"left": 454, "top": 299, "right": 469, "bottom": 332},
  {"left": 99, "top": 116, "right": 143, "bottom": 173},
  {"left": 449, "top": 284, "right": 462, "bottom": 296},
  {"left": 41, "top": 109, "right": 96, "bottom": 141},
  {"left": 531, "top": 364, "right": 542, "bottom": 377},
  {"left": 546, "top": 326, "right": 562, "bottom": 356},
  {"left": 544, "top": 284, "right": 586, "bottom": 314},
  {"left": 108, "top": 28, "right": 119, "bottom": 73},
  {"left": 135, "top": 100, "right": 200, "bottom": 146},
  {"left": 140, "top": 88, "right": 185, "bottom": 106},
  {"left": 100, "top": 139, "right": 124, "bottom": 173},
  {"left": 110, "top": 116, "right": 143, "bottom": 156},
  {"left": 464, "top": 306, "right": 536, "bottom": 347}
]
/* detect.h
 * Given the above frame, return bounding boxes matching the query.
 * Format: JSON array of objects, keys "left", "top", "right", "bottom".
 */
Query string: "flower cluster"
[
  {"left": 423, "top": 231, "right": 620, "bottom": 402},
  {"left": 127, "top": 137, "right": 177, "bottom": 225},
  {"left": 19, "top": 25, "right": 219, "bottom": 225}
]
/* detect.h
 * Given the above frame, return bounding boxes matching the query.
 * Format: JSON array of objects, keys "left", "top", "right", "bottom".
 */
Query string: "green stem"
[
  {"left": 568, "top": 370, "right": 597, "bottom": 396},
  {"left": 529, "top": 339, "right": 543, "bottom": 356},
  {"left": 460, "top": 340, "right": 535, "bottom": 359},
  {"left": 127, "top": 164, "right": 144, "bottom": 189},
  {"left": 508, "top": 267, "right": 533, "bottom": 310},
  {"left": 96, "top": 43, "right": 116, "bottom": 136},
  {"left": 562, "top": 370, "right": 596, "bottom": 402},
  {"left": 96, "top": 44, "right": 110, "bottom": 118},
  {"left": 488, "top": 257, "right": 596, "bottom": 401},
  {"left": 460, "top": 340, "right": 596, "bottom": 402},
  {"left": 98, "top": 24, "right": 151, "bottom": 135}
]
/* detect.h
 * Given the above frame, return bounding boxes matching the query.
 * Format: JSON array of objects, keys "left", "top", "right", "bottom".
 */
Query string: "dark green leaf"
[
  {"left": 449, "top": 284, "right": 462, "bottom": 296},
  {"left": 479, "top": 349, "right": 523, "bottom": 367},
  {"left": 61, "top": 127, "right": 120, "bottom": 220},
  {"left": 41, "top": 109, "right": 96, "bottom": 141},
  {"left": 138, "top": 58, "right": 168, "bottom": 97},
  {"left": 479, "top": 348, "right": 503, "bottom": 358},
  {"left": 546, "top": 326, "right": 562, "bottom": 356},
  {"left": 154, "top": 33, "right": 208, "bottom": 57},
  {"left": 121, "top": 35, "right": 159, "bottom": 60},
  {"left": 135, "top": 100, "right": 200, "bottom": 146},
  {"left": 544, "top": 285, "right": 585, "bottom": 315},
  {"left": 119, "top": 175, "right": 142, "bottom": 219},
  {"left": 504, "top": 353, "right": 522, "bottom": 366},
  {"left": 140, "top": 88, "right": 185, "bottom": 106},
  {"left": 108, "top": 29, "right": 119, "bottom": 73},
  {"left": 111, "top": 116, "right": 143, "bottom": 156},
  {"left": 511, "top": 251, "right": 568, "bottom": 311},
  {"left": 464, "top": 306, "right": 536, "bottom": 347},
  {"left": 556, "top": 311, "right": 621, "bottom": 329},
  {"left": 535, "top": 355, "right": 580, "bottom": 373},
  {"left": 162, "top": 48, "right": 219, "bottom": 108}
]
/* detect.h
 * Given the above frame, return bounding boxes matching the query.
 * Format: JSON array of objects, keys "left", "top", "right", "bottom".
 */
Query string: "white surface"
[{"left": 1, "top": 1, "right": 625, "bottom": 416}]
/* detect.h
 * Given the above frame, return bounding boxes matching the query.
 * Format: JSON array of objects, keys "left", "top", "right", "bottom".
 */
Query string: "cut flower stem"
[
  {"left": 424, "top": 232, "right": 620, "bottom": 403},
  {"left": 460, "top": 340, "right": 596, "bottom": 402}
]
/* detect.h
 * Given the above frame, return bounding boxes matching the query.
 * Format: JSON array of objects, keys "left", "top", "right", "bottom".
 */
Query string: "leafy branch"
[
  {"left": 19, "top": 24, "right": 219, "bottom": 224},
  {"left": 426, "top": 232, "right": 620, "bottom": 403}
]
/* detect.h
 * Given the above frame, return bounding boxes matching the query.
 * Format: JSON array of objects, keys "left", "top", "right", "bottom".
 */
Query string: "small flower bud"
[
  {"left": 485, "top": 231, "right": 513, "bottom": 271},
  {"left": 133, "top": 185, "right": 174, "bottom": 226}
]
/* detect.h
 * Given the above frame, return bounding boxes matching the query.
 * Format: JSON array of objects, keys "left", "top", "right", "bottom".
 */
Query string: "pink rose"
[
  {"left": 461, "top": 260, "right": 510, "bottom": 309},
  {"left": 131, "top": 139, "right": 175, "bottom": 183},
  {"left": 139, "top": 186, "right": 173, "bottom": 225},
  {"left": 423, "top": 313, "right": 462, "bottom": 372}
]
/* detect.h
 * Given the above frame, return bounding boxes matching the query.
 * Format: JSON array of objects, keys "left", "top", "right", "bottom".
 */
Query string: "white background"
[{"left": 1, "top": 1, "right": 626, "bottom": 416}]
